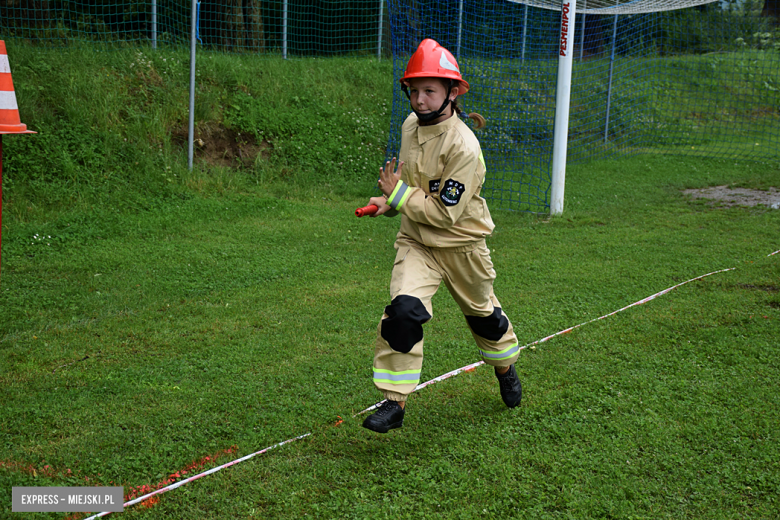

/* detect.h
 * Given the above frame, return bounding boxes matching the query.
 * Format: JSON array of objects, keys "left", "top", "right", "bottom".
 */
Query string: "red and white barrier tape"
[
  {"left": 355, "top": 264, "right": 749, "bottom": 416},
  {"left": 355, "top": 361, "right": 486, "bottom": 416},
  {"left": 83, "top": 433, "right": 310, "bottom": 520},
  {"left": 525, "top": 267, "right": 736, "bottom": 347},
  {"left": 86, "top": 248, "right": 778, "bottom": 515}
]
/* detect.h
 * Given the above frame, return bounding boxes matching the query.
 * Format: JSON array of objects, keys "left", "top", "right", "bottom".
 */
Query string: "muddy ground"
[
  {"left": 682, "top": 186, "right": 780, "bottom": 209},
  {"left": 172, "top": 123, "right": 271, "bottom": 169}
]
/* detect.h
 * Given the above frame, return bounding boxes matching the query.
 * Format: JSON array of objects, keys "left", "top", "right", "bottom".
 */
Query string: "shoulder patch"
[
  {"left": 429, "top": 179, "right": 441, "bottom": 193},
  {"left": 440, "top": 179, "right": 465, "bottom": 207}
]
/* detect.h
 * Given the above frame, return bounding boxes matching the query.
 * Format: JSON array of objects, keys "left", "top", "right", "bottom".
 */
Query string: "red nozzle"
[{"left": 355, "top": 204, "right": 379, "bottom": 217}]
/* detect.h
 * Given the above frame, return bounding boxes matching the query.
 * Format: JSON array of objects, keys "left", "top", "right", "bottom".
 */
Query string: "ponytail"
[
  {"left": 452, "top": 97, "right": 486, "bottom": 130},
  {"left": 467, "top": 111, "right": 487, "bottom": 130}
]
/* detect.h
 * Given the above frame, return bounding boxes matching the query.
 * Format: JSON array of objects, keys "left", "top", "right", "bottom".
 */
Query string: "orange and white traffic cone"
[
  {"left": 0, "top": 40, "right": 36, "bottom": 282},
  {"left": 0, "top": 41, "right": 35, "bottom": 135}
]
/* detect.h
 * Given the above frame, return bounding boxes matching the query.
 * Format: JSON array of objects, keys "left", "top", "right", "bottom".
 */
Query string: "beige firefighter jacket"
[{"left": 385, "top": 112, "right": 495, "bottom": 248}]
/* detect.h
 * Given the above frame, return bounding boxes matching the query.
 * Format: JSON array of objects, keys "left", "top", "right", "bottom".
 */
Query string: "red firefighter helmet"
[{"left": 400, "top": 39, "right": 470, "bottom": 95}]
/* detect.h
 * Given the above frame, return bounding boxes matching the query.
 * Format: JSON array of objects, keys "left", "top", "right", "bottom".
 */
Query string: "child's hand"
[
  {"left": 378, "top": 157, "right": 404, "bottom": 198},
  {"left": 367, "top": 196, "right": 392, "bottom": 217}
]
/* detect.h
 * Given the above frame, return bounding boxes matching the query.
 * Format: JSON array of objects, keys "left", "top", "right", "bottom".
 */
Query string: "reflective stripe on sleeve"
[
  {"left": 479, "top": 342, "right": 520, "bottom": 362},
  {"left": 387, "top": 181, "right": 411, "bottom": 211},
  {"left": 373, "top": 368, "right": 421, "bottom": 385}
]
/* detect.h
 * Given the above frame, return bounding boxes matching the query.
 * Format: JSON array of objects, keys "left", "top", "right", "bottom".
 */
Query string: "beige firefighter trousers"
[{"left": 373, "top": 235, "right": 520, "bottom": 402}]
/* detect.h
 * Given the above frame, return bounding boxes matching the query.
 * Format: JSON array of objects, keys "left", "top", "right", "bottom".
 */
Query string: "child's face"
[{"left": 407, "top": 78, "right": 459, "bottom": 124}]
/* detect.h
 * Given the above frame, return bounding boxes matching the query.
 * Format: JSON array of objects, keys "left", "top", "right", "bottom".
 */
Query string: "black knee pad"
[
  {"left": 381, "top": 295, "right": 432, "bottom": 354},
  {"left": 465, "top": 307, "right": 509, "bottom": 341}
]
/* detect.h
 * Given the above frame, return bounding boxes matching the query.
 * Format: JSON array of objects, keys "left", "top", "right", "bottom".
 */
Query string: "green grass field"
[{"left": 1, "top": 43, "right": 779, "bottom": 519}]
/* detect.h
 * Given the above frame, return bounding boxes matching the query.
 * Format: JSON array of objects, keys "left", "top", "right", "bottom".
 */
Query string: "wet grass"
[{"left": 2, "top": 151, "right": 779, "bottom": 518}]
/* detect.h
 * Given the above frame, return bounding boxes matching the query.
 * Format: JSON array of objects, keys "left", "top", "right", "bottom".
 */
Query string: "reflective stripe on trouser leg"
[
  {"left": 468, "top": 295, "right": 520, "bottom": 366},
  {"left": 434, "top": 242, "right": 520, "bottom": 367},
  {"left": 372, "top": 238, "right": 442, "bottom": 402},
  {"left": 373, "top": 318, "right": 423, "bottom": 401}
]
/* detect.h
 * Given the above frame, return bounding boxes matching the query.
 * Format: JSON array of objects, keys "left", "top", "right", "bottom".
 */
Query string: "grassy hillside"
[{"left": 2, "top": 43, "right": 393, "bottom": 222}]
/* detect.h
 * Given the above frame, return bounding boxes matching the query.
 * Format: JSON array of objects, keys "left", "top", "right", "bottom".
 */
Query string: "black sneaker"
[
  {"left": 496, "top": 365, "right": 522, "bottom": 408},
  {"left": 362, "top": 400, "right": 405, "bottom": 433}
]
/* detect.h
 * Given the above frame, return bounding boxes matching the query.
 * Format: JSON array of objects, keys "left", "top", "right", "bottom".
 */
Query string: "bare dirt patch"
[
  {"left": 682, "top": 186, "right": 780, "bottom": 209},
  {"left": 172, "top": 122, "right": 271, "bottom": 169}
]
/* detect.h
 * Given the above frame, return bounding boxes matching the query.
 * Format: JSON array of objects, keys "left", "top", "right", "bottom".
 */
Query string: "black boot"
[
  {"left": 362, "top": 400, "right": 405, "bottom": 433},
  {"left": 496, "top": 365, "right": 522, "bottom": 408}
]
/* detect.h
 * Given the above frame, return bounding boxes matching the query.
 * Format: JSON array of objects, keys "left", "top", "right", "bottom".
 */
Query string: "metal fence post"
[
  {"left": 579, "top": 0, "right": 586, "bottom": 60},
  {"left": 377, "top": 0, "right": 383, "bottom": 60},
  {"left": 282, "top": 0, "right": 288, "bottom": 59},
  {"left": 188, "top": 0, "right": 197, "bottom": 170},
  {"left": 152, "top": 0, "right": 157, "bottom": 49},
  {"left": 456, "top": 0, "right": 464, "bottom": 59},
  {"left": 604, "top": 14, "right": 619, "bottom": 144},
  {"left": 521, "top": 4, "right": 528, "bottom": 64}
]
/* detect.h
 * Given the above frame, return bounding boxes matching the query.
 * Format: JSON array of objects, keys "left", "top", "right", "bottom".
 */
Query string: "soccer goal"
[{"left": 386, "top": 0, "right": 780, "bottom": 214}]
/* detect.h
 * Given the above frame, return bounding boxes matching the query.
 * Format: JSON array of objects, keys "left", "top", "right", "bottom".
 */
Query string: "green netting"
[
  {"left": 2, "top": 1, "right": 778, "bottom": 214},
  {"left": 387, "top": 0, "right": 780, "bottom": 212},
  {"left": 0, "top": 0, "right": 388, "bottom": 55}
]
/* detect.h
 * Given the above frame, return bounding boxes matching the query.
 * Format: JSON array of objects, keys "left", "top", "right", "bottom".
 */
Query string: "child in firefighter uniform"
[{"left": 362, "top": 39, "right": 522, "bottom": 433}]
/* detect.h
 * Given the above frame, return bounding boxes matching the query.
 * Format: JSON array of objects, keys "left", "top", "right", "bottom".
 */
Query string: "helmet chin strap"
[{"left": 401, "top": 80, "right": 454, "bottom": 124}]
